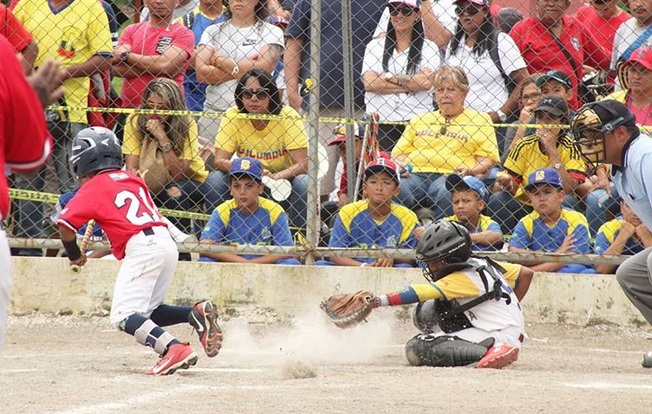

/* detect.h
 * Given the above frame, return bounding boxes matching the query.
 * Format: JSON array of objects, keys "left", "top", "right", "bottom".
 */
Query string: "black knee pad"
[{"left": 405, "top": 334, "right": 494, "bottom": 367}]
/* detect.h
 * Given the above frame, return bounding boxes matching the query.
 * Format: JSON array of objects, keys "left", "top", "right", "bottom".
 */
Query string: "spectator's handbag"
[{"left": 139, "top": 137, "right": 171, "bottom": 194}]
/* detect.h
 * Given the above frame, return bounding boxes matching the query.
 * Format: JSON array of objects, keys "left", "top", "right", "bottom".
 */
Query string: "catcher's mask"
[
  {"left": 570, "top": 100, "right": 636, "bottom": 167},
  {"left": 416, "top": 220, "right": 472, "bottom": 283}
]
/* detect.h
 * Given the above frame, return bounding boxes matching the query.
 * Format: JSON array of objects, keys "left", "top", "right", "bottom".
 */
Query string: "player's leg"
[
  {"left": 0, "top": 227, "right": 11, "bottom": 350},
  {"left": 111, "top": 229, "right": 197, "bottom": 375},
  {"left": 616, "top": 247, "right": 652, "bottom": 324},
  {"left": 404, "top": 333, "right": 494, "bottom": 367}
]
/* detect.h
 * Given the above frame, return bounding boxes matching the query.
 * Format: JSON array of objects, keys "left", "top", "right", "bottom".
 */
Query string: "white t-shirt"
[
  {"left": 611, "top": 18, "right": 652, "bottom": 90},
  {"left": 199, "top": 21, "right": 284, "bottom": 111},
  {"left": 373, "top": 0, "right": 457, "bottom": 39},
  {"left": 445, "top": 32, "right": 526, "bottom": 112},
  {"left": 362, "top": 37, "right": 441, "bottom": 120}
]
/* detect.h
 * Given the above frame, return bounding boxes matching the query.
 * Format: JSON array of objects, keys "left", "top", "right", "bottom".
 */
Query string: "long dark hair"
[
  {"left": 382, "top": 11, "right": 425, "bottom": 75},
  {"left": 449, "top": 12, "right": 498, "bottom": 58},
  {"left": 234, "top": 69, "right": 282, "bottom": 115}
]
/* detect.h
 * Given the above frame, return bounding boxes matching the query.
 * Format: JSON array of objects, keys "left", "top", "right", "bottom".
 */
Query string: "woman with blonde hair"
[
  {"left": 391, "top": 65, "right": 499, "bottom": 219},
  {"left": 122, "top": 78, "right": 209, "bottom": 253}
]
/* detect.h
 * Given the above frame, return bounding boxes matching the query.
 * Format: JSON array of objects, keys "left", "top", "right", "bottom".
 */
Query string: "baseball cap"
[
  {"left": 365, "top": 157, "right": 400, "bottom": 185},
  {"left": 525, "top": 168, "right": 563, "bottom": 192},
  {"left": 445, "top": 174, "right": 489, "bottom": 203},
  {"left": 453, "top": 0, "right": 489, "bottom": 6},
  {"left": 328, "top": 121, "right": 362, "bottom": 146},
  {"left": 229, "top": 157, "right": 263, "bottom": 182},
  {"left": 536, "top": 70, "right": 572, "bottom": 90},
  {"left": 534, "top": 95, "right": 569, "bottom": 118},
  {"left": 623, "top": 46, "right": 652, "bottom": 71},
  {"left": 387, "top": 0, "right": 421, "bottom": 7}
]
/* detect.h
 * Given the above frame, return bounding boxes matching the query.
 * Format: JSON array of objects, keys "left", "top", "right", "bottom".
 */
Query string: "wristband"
[
  {"left": 62, "top": 239, "right": 82, "bottom": 261},
  {"left": 159, "top": 142, "right": 174, "bottom": 153},
  {"left": 119, "top": 51, "right": 130, "bottom": 63}
]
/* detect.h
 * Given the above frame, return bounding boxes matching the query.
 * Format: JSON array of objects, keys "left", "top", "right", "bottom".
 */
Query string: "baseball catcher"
[{"left": 322, "top": 220, "right": 533, "bottom": 369}]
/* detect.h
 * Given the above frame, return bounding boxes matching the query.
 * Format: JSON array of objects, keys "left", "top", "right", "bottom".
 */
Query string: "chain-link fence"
[{"left": 4, "top": 0, "right": 652, "bottom": 271}]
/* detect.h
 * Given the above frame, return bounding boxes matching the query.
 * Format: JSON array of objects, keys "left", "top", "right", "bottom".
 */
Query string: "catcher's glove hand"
[{"left": 320, "top": 290, "right": 376, "bottom": 329}]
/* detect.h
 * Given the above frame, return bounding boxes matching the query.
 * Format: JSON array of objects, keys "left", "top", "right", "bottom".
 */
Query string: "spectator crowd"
[{"left": 4, "top": 0, "right": 652, "bottom": 272}]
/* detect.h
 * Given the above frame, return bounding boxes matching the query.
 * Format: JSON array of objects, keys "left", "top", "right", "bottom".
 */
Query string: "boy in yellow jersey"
[
  {"left": 368, "top": 220, "right": 532, "bottom": 368},
  {"left": 509, "top": 168, "right": 594, "bottom": 273},
  {"left": 318, "top": 157, "right": 418, "bottom": 267},
  {"left": 444, "top": 173, "right": 503, "bottom": 252}
]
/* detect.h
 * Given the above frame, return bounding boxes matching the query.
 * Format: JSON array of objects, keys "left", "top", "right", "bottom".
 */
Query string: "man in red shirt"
[
  {"left": 575, "top": 0, "right": 630, "bottom": 57},
  {"left": 510, "top": 0, "right": 611, "bottom": 109},
  {"left": 0, "top": 3, "right": 38, "bottom": 73},
  {"left": 1, "top": 35, "right": 60, "bottom": 349}
]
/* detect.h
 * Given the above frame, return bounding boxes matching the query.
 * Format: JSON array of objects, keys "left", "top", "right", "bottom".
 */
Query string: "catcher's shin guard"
[{"left": 405, "top": 334, "right": 494, "bottom": 367}]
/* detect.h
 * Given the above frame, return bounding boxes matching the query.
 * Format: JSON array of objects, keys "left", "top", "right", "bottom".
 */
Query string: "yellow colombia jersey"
[
  {"left": 503, "top": 133, "right": 586, "bottom": 204},
  {"left": 391, "top": 108, "right": 499, "bottom": 174},
  {"left": 215, "top": 106, "right": 308, "bottom": 173},
  {"left": 122, "top": 114, "right": 208, "bottom": 183},
  {"left": 411, "top": 259, "right": 524, "bottom": 333},
  {"left": 14, "top": 0, "right": 113, "bottom": 124}
]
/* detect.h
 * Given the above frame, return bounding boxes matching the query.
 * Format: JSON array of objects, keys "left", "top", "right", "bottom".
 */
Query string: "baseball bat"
[
  {"left": 161, "top": 216, "right": 195, "bottom": 242},
  {"left": 71, "top": 220, "right": 95, "bottom": 274},
  {"left": 262, "top": 176, "right": 292, "bottom": 201}
]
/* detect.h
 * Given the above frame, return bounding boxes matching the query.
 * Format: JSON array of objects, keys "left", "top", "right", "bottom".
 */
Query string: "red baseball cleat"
[
  {"left": 189, "top": 300, "right": 223, "bottom": 358},
  {"left": 147, "top": 343, "right": 198, "bottom": 376},
  {"left": 477, "top": 344, "right": 519, "bottom": 369}
]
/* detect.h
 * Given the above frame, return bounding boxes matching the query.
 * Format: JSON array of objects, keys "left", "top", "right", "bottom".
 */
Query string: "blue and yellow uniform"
[
  {"left": 178, "top": 8, "right": 226, "bottom": 111},
  {"left": 322, "top": 200, "right": 418, "bottom": 267},
  {"left": 199, "top": 197, "right": 299, "bottom": 264},
  {"left": 594, "top": 216, "right": 645, "bottom": 256},
  {"left": 444, "top": 215, "right": 503, "bottom": 252},
  {"left": 510, "top": 209, "right": 592, "bottom": 273}
]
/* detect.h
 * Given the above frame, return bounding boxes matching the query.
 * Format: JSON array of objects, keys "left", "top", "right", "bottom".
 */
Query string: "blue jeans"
[
  {"left": 397, "top": 173, "right": 450, "bottom": 219},
  {"left": 202, "top": 171, "right": 308, "bottom": 232},
  {"left": 585, "top": 188, "right": 620, "bottom": 237},
  {"left": 154, "top": 179, "right": 204, "bottom": 234},
  {"left": 199, "top": 256, "right": 301, "bottom": 265},
  {"left": 315, "top": 259, "right": 414, "bottom": 268}
]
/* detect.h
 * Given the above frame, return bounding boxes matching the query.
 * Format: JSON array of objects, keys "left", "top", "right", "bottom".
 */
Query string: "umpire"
[{"left": 571, "top": 100, "right": 652, "bottom": 329}]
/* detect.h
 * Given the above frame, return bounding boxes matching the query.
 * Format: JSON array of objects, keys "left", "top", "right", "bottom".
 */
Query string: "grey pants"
[{"left": 616, "top": 247, "right": 652, "bottom": 324}]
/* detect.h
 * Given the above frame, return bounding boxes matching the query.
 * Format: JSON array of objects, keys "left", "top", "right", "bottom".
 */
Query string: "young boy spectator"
[
  {"left": 444, "top": 174, "right": 503, "bottom": 252},
  {"left": 509, "top": 168, "right": 593, "bottom": 274},
  {"left": 318, "top": 157, "right": 418, "bottom": 267},
  {"left": 199, "top": 157, "right": 300, "bottom": 265},
  {"left": 488, "top": 95, "right": 587, "bottom": 233},
  {"left": 594, "top": 200, "right": 652, "bottom": 274}
]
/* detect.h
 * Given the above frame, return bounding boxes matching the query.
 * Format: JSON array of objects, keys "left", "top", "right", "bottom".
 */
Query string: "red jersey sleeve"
[{"left": 0, "top": 4, "right": 32, "bottom": 52}]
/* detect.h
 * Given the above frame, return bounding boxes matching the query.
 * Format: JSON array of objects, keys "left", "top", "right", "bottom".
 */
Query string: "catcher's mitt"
[{"left": 320, "top": 290, "right": 376, "bottom": 329}]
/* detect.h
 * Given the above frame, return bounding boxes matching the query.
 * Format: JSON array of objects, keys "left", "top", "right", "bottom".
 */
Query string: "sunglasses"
[
  {"left": 454, "top": 6, "right": 482, "bottom": 16},
  {"left": 389, "top": 5, "right": 417, "bottom": 16},
  {"left": 241, "top": 87, "right": 270, "bottom": 100}
]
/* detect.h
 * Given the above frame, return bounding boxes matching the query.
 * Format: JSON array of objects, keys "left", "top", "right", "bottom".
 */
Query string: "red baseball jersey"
[
  {"left": 58, "top": 170, "right": 167, "bottom": 259},
  {"left": 0, "top": 4, "right": 32, "bottom": 52},
  {"left": 510, "top": 16, "right": 610, "bottom": 109},
  {"left": 1, "top": 34, "right": 51, "bottom": 219}
]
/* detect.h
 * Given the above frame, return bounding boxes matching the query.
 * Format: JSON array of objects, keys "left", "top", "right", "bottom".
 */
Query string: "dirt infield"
[{"left": 2, "top": 312, "right": 652, "bottom": 414}]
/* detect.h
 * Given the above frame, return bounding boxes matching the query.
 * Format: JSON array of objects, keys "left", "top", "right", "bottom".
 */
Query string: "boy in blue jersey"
[
  {"left": 594, "top": 200, "right": 652, "bottom": 274},
  {"left": 444, "top": 174, "right": 503, "bottom": 252},
  {"left": 318, "top": 157, "right": 418, "bottom": 267},
  {"left": 509, "top": 167, "right": 594, "bottom": 273},
  {"left": 199, "top": 157, "right": 300, "bottom": 265}
]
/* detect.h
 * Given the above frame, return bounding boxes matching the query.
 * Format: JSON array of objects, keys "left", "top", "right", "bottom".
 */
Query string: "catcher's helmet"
[
  {"left": 416, "top": 220, "right": 472, "bottom": 264},
  {"left": 570, "top": 100, "right": 636, "bottom": 165},
  {"left": 70, "top": 127, "right": 123, "bottom": 178}
]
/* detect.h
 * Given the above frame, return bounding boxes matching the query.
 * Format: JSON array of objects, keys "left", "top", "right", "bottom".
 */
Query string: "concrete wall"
[{"left": 9, "top": 257, "right": 647, "bottom": 327}]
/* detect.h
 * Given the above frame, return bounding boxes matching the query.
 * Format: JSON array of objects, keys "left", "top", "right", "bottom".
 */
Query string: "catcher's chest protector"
[{"left": 435, "top": 260, "right": 511, "bottom": 334}]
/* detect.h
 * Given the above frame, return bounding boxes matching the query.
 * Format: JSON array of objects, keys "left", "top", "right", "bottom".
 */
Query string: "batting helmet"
[
  {"left": 570, "top": 100, "right": 636, "bottom": 165},
  {"left": 70, "top": 127, "right": 123, "bottom": 178},
  {"left": 416, "top": 220, "right": 472, "bottom": 264}
]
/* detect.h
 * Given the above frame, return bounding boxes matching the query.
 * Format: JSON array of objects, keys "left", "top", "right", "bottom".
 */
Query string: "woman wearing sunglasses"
[
  {"left": 445, "top": 0, "right": 528, "bottom": 155},
  {"left": 195, "top": 0, "right": 284, "bottom": 143},
  {"left": 205, "top": 69, "right": 309, "bottom": 232},
  {"left": 362, "top": 0, "right": 441, "bottom": 152}
]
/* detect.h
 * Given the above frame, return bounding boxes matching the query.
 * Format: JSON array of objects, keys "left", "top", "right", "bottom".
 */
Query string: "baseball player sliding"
[{"left": 57, "top": 127, "right": 222, "bottom": 375}]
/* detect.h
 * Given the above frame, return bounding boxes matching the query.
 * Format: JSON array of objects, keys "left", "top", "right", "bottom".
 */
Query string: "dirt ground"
[{"left": 2, "top": 310, "right": 652, "bottom": 414}]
